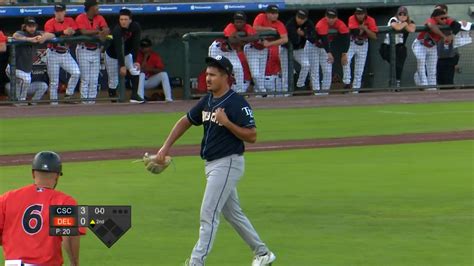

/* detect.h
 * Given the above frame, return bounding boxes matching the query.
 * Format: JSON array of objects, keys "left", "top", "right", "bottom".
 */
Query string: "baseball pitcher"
[{"left": 148, "top": 55, "right": 276, "bottom": 266}]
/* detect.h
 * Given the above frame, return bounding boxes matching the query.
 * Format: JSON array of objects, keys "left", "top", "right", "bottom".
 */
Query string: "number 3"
[{"left": 22, "top": 204, "right": 43, "bottom": 235}]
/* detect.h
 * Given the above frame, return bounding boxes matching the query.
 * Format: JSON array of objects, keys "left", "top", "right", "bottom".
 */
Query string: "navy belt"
[{"left": 50, "top": 48, "right": 67, "bottom": 54}]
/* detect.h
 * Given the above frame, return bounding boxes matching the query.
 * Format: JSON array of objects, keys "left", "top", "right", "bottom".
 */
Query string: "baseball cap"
[
  {"left": 84, "top": 0, "right": 98, "bottom": 10},
  {"left": 296, "top": 9, "right": 308, "bottom": 19},
  {"left": 24, "top": 16, "right": 37, "bottom": 25},
  {"left": 233, "top": 11, "right": 247, "bottom": 21},
  {"left": 355, "top": 7, "right": 367, "bottom": 14},
  {"left": 325, "top": 8, "right": 338, "bottom": 18},
  {"left": 397, "top": 6, "right": 408, "bottom": 15},
  {"left": 54, "top": 3, "right": 66, "bottom": 12},
  {"left": 266, "top": 4, "right": 279, "bottom": 13},
  {"left": 205, "top": 55, "right": 233, "bottom": 76},
  {"left": 140, "top": 38, "right": 152, "bottom": 47}
]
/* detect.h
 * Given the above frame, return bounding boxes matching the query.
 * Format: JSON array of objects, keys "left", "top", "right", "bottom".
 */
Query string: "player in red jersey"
[
  {"left": 0, "top": 30, "right": 6, "bottom": 52},
  {"left": 44, "top": 3, "right": 81, "bottom": 104},
  {"left": 245, "top": 4, "right": 287, "bottom": 95},
  {"left": 412, "top": 8, "right": 456, "bottom": 89},
  {"left": 75, "top": 0, "right": 109, "bottom": 103},
  {"left": 0, "top": 151, "right": 84, "bottom": 266},
  {"left": 209, "top": 11, "right": 257, "bottom": 93},
  {"left": 313, "top": 8, "right": 350, "bottom": 94},
  {"left": 342, "top": 7, "right": 378, "bottom": 93}
]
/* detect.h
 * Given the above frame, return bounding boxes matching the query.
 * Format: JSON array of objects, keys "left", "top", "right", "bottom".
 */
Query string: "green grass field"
[
  {"left": 1, "top": 141, "right": 473, "bottom": 265},
  {"left": 0, "top": 101, "right": 472, "bottom": 155},
  {"left": 1, "top": 101, "right": 473, "bottom": 265}
]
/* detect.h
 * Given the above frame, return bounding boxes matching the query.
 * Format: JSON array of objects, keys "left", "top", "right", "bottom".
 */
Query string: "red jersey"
[
  {"left": 417, "top": 17, "right": 454, "bottom": 46},
  {"left": 44, "top": 17, "right": 78, "bottom": 51},
  {"left": 348, "top": 15, "right": 378, "bottom": 42},
  {"left": 265, "top": 45, "right": 281, "bottom": 76},
  {"left": 0, "top": 184, "right": 85, "bottom": 265},
  {"left": 223, "top": 23, "right": 257, "bottom": 51},
  {"left": 0, "top": 31, "right": 7, "bottom": 43},
  {"left": 75, "top": 13, "right": 108, "bottom": 49},
  {"left": 316, "top": 17, "right": 349, "bottom": 43},
  {"left": 137, "top": 51, "right": 165, "bottom": 79},
  {"left": 253, "top": 13, "right": 287, "bottom": 36},
  {"left": 237, "top": 50, "right": 251, "bottom": 81}
]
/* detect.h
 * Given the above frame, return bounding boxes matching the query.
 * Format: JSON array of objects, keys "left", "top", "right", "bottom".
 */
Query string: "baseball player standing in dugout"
[
  {"left": 44, "top": 3, "right": 81, "bottom": 104},
  {"left": 75, "top": 0, "right": 109, "bottom": 104},
  {"left": 343, "top": 7, "right": 378, "bottom": 93},
  {"left": 153, "top": 55, "right": 275, "bottom": 266},
  {"left": 0, "top": 151, "right": 85, "bottom": 265},
  {"left": 106, "top": 8, "right": 143, "bottom": 103}
]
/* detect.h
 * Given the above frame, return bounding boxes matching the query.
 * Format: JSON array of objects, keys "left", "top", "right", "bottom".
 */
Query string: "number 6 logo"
[{"left": 22, "top": 204, "right": 43, "bottom": 235}]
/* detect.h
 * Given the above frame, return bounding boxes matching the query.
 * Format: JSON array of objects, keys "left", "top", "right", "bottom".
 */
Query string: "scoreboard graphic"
[{"left": 49, "top": 205, "right": 131, "bottom": 248}]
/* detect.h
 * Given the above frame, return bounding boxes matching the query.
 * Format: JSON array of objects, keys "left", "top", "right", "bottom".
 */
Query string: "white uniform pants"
[
  {"left": 138, "top": 72, "right": 173, "bottom": 101},
  {"left": 46, "top": 49, "right": 80, "bottom": 101},
  {"left": 5, "top": 81, "right": 48, "bottom": 101},
  {"left": 243, "top": 44, "right": 268, "bottom": 93},
  {"left": 307, "top": 45, "right": 332, "bottom": 92},
  {"left": 105, "top": 53, "right": 140, "bottom": 90},
  {"left": 5, "top": 65, "right": 31, "bottom": 101},
  {"left": 412, "top": 40, "right": 437, "bottom": 87},
  {"left": 263, "top": 74, "right": 283, "bottom": 96},
  {"left": 343, "top": 41, "right": 369, "bottom": 90},
  {"left": 280, "top": 43, "right": 310, "bottom": 89},
  {"left": 208, "top": 41, "right": 245, "bottom": 93},
  {"left": 76, "top": 45, "right": 101, "bottom": 102}
]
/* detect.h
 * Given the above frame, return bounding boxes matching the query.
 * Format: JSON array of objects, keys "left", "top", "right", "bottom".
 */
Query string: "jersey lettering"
[
  {"left": 241, "top": 106, "right": 254, "bottom": 118},
  {"left": 202, "top": 111, "right": 223, "bottom": 126}
]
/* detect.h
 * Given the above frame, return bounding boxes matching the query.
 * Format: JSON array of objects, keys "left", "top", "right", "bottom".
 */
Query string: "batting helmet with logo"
[{"left": 32, "top": 151, "right": 63, "bottom": 175}]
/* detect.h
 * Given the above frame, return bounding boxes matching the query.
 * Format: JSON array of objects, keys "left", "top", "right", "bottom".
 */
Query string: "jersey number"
[{"left": 22, "top": 204, "right": 43, "bottom": 235}]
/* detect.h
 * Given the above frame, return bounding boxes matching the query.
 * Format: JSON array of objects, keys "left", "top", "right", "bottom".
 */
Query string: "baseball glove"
[{"left": 142, "top": 152, "right": 172, "bottom": 174}]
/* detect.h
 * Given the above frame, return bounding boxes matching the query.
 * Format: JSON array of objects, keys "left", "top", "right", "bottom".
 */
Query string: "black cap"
[
  {"left": 325, "top": 8, "right": 338, "bottom": 18},
  {"left": 355, "top": 7, "right": 367, "bottom": 14},
  {"left": 24, "top": 16, "right": 37, "bottom": 25},
  {"left": 266, "top": 4, "right": 279, "bottom": 13},
  {"left": 32, "top": 151, "right": 63, "bottom": 176},
  {"left": 54, "top": 3, "right": 66, "bottom": 12},
  {"left": 84, "top": 0, "right": 98, "bottom": 10},
  {"left": 233, "top": 11, "right": 247, "bottom": 21},
  {"left": 205, "top": 55, "right": 233, "bottom": 76},
  {"left": 119, "top": 8, "right": 132, "bottom": 17},
  {"left": 140, "top": 38, "right": 152, "bottom": 47},
  {"left": 296, "top": 9, "right": 308, "bottom": 19}
]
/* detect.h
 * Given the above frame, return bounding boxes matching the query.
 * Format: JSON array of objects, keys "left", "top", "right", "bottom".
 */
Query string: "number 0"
[{"left": 94, "top": 207, "right": 105, "bottom": 215}]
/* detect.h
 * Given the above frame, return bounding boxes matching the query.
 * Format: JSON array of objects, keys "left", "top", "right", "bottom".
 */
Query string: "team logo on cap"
[
  {"left": 42, "top": 164, "right": 49, "bottom": 170},
  {"left": 215, "top": 55, "right": 222, "bottom": 60}
]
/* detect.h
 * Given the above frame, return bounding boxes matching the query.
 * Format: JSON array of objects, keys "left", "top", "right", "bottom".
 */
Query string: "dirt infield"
[
  {"left": 1, "top": 90, "right": 472, "bottom": 166},
  {"left": 1, "top": 130, "right": 472, "bottom": 166}
]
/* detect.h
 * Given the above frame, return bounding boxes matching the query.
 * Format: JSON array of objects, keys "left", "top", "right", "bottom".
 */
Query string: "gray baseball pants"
[{"left": 189, "top": 154, "right": 269, "bottom": 265}]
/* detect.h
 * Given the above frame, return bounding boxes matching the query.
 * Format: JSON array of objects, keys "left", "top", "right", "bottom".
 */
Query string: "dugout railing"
[
  {"left": 3, "top": 35, "right": 126, "bottom": 105},
  {"left": 182, "top": 25, "right": 474, "bottom": 99}
]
